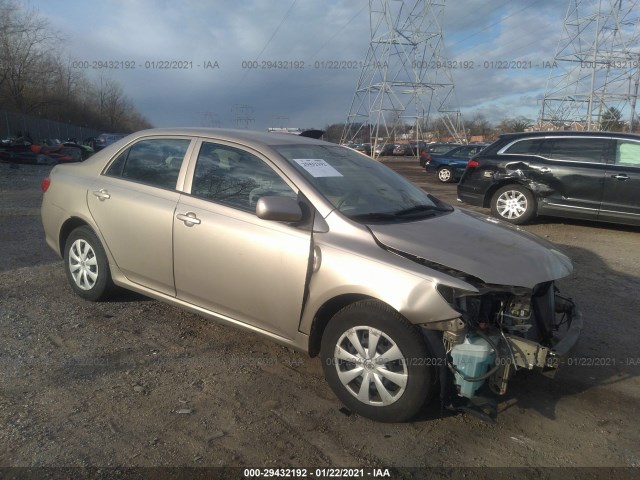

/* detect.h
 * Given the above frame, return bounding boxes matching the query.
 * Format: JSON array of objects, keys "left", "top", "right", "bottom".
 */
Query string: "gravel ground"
[{"left": 1, "top": 159, "right": 639, "bottom": 471}]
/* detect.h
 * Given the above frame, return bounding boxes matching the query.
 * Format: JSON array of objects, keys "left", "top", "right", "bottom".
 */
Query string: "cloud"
[{"left": 27, "top": 0, "right": 578, "bottom": 129}]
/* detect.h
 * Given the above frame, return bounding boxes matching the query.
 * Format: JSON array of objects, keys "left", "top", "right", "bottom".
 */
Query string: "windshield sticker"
[{"left": 293, "top": 159, "right": 343, "bottom": 177}]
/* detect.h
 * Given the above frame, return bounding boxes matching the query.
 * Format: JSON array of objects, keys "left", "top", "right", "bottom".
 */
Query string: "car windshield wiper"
[
  {"left": 392, "top": 204, "right": 451, "bottom": 217},
  {"left": 347, "top": 212, "right": 400, "bottom": 221}
]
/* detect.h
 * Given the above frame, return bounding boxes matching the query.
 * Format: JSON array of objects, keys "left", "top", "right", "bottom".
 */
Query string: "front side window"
[
  {"left": 615, "top": 140, "right": 640, "bottom": 166},
  {"left": 190, "top": 142, "right": 297, "bottom": 212},
  {"left": 274, "top": 144, "right": 451, "bottom": 222},
  {"left": 545, "top": 138, "right": 608, "bottom": 163},
  {"left": 104, "top": 138, "right": 191, "bottom": 189}
]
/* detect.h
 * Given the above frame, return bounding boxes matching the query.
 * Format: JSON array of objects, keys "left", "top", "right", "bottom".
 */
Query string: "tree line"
[
  {"left": 321, "top": 113, "right": 535, "bottom": 144},
  {"left": 322, "top": 108, "right": 633, "bottom": 144},
  {"left": 0, "top": 0, "right": 152, "bottom": 134}
]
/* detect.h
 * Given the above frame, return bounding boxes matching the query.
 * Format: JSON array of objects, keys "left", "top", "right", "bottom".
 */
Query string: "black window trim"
[
  {"left": 99, "top": 136, "right": 195, "bottom": 192},
  {"left": 183, "top": 138, "right": 300, "bottom": 215},
  {"left": 497, "top": 135, "right": 616, "bottom": 165}
]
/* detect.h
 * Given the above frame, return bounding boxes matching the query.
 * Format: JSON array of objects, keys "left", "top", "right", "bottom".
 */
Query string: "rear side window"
[
  {"left": 104, "top": 138, "right": 191, "bottom": 189},
  {"left": 502, "top": 139, "right": 543, "bottom": 155},
  {"left": 615, "top": 140, "right": 640, "bottom": 166},
  {"left": 448, "top": 146, "right": 477, "bottom": 158},
  {"left": 545, "top": 138, "right": 608, "bottom": 163}
]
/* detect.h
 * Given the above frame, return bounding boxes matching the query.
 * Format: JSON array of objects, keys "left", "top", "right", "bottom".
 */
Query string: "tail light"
[
  {"left": 467, "top": 158, "right": 479, "bottom": 168},
  {"left": 41, "top": 177, "right": 51, "bottom": 192}
]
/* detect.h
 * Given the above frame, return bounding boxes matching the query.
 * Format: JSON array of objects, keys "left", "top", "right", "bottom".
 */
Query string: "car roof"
[
  {"left": 498, "top": 130, "right": 640, "bottom": 141},
  {"left": 130, "top": 127, "right": 328, "bottom": 149}
]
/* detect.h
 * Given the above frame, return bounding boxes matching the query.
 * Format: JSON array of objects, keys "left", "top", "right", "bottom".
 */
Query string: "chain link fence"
[{"left": 1, "top": 110, "right": 102, "bottom": 143}]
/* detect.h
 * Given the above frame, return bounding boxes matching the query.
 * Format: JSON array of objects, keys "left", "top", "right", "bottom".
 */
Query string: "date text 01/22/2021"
[
  {"left": 243, "top": 468, "right": 391, "bottom": 478},
  {"left": 70, "top": 60, "right": 220, "bottom": 70}
]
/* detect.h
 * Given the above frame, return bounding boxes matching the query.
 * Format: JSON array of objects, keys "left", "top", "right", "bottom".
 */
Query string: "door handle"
[
  {"left": 611, "top": 174, "right": 629, "bottom": 180},
  {"left": 539, "top": 167, "right": 551, "bottom": 173},
  {"left": 176, "top": 212, "right": 201, "bottom": 226},
  {"left": 92, "top": 189, "right": 111, "bottom": 201}
]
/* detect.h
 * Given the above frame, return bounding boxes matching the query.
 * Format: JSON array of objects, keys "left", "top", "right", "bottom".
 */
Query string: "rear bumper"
[{"left": 456, "top": 188, "right": 484, "bottom": 206}]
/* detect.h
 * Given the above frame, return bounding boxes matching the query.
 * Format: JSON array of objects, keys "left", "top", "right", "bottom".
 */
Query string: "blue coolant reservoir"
[{"left": 450, "top": 335, "right": 496, "bottom": 398}]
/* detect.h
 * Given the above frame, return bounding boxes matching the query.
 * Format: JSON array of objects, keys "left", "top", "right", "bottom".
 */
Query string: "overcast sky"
[{"left": 29, "top": 0, "right": 568, "bottom": 130}]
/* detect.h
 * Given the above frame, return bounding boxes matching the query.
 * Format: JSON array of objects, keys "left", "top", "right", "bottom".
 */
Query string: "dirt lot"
[{"left": 1, "top": 158, "right": 639, "bottom": 471}]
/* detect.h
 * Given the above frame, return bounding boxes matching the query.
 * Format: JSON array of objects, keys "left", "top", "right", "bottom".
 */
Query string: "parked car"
[
  {"left": 425, "top": 144, "right": 489, "bottom": 182},
  {"left": 41, "top": 128, "right": 581, "bottom": 422},
  {"left": 419, "top": 143, "right": 461, "bottom": 167},
  {"left": 409, "top": 141, "right": 428, "bottom": 155},
  {"left": 374, "top": 143, "right": 397, "bottom": 157},
  {"left": 94, "top": 133, "right": 128, "bottom": 151},
  {"left": 428, "top": 143, "right": 462, "bottom": 155},
  {"left": 392, "top": 144, "right": 412, "bottom": 156},
  {"left": 353, "top": 143, "right": 372, "bottom": 155},
  {"left": 457, "top": 131, "right": 640, "bottom": 226}
]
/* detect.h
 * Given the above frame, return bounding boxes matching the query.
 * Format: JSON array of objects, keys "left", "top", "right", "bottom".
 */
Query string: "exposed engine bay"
[{"left": 424, "top": 281, "right": 581, "bottom": 421}]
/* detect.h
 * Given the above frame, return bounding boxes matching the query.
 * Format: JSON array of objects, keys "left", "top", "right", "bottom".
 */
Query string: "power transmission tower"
[
  {"left": 232, "top": 104, "right": 255, "bottom": 129},
  {"left": 196, "top": 112, "right": 222, "bottom": 128},
  {"left": 341, "top": 0, "right": 466, "bottom": 157},
  {"left": 539, "top": 0, "right": 640, "bottom": 131}
]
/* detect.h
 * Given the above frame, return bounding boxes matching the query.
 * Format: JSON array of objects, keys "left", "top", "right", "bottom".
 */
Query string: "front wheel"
[
  {"left": 437, "top": 167, "right": 454, "bottom": 183},
  {"left": 490, "top": 184, "right": 536, "bottom": 224},
  {"left": 63, "top": 226, "right": 114, "bottom": 301},
  {"left": 320, "top": 300, "right": 434, "bottom": 422}
]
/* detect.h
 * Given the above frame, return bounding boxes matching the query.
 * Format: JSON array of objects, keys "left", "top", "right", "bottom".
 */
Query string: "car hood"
[{"left": 366, "top": 208, "right": 573, "bottom": 288}]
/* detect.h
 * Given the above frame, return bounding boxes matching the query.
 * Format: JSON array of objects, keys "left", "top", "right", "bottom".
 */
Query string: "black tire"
[
  {"left": 437, "top": 167, "right": 454, "bottom": 183},
  {"left": 320, "top": 300, "right": 434, "bottom": 422},
  {"left": 63, "top": 226, "right": 113, "bottom": 301},
  {"left": 490, "top": 184, "right": 536, "bottom": 225}
]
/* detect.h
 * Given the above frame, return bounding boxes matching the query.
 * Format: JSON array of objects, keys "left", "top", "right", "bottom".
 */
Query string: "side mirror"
[{"left": 256, "top": 196, "right": 303, "bottom": 223}]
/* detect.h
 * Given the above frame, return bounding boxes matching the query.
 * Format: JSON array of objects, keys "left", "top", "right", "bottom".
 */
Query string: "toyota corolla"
[{"left": 41, "top": 128, "right": 582, "bottom": 422}]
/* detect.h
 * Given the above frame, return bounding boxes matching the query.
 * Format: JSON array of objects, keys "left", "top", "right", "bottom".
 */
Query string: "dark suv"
[{"left": 457, "top": 131, "right": 640, "bottom": 226}]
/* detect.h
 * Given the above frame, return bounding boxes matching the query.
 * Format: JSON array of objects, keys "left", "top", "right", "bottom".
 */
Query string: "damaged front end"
[{"left": 424, "top": 280, "right": 582, "bottom": 421}]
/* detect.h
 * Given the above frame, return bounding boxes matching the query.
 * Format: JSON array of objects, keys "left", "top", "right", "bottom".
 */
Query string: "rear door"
[
  {"left": 534, "top": 137, "right": 609, "bottom": 219},
  {"left": 599, "top": 138, "right": 640, "bottom": 225},
  {"left": 172, "top": 140, "right": 312, "bottom": 339},
  {"left": 87, "top": 137, "right": 194, "bottom": 295}
]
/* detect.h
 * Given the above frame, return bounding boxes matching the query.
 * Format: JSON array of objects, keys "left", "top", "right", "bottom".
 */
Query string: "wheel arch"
[
  {"left": 308, "top": 294, "right": 390, "bottom": 357},
  {"left": 59, "top": 217, "right": 93, "bottom": 256},
  {"left": 482, "top": 179, "right": 532, "bottom": 208}
]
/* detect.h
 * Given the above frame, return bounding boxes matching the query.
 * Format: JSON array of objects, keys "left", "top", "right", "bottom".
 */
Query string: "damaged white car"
[{"left": 41, "top": 128, "right": 582, "bottom": 422}]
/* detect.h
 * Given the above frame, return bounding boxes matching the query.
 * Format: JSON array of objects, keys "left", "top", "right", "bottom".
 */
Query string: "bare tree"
[
  {"left": 467, "top": 112, "right": 492, "bottom": 137},
  {"left": 497, "top": 116, "right": 532, "bottom": 133},
  {"left": 0, "top": 0, "right": 60, "bottom": 112}
]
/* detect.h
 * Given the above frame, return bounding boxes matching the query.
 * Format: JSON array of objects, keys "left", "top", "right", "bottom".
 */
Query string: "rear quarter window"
[{"left": 615, "top": 140, "right": 640, "bottom": 166}]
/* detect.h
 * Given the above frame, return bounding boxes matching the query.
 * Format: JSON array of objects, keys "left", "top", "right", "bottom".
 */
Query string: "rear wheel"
[
  {"left": 490, "top": 184, "right": 536, "bottom": 224},
  {"left": 63, "top": 226, "right": 113, "bottom": 301},
  {"left": 320, "top": 300, "right": 434, "bottom": 422},
  {"left": 437, "top": 167, "right": 454, "bottom": 183}
]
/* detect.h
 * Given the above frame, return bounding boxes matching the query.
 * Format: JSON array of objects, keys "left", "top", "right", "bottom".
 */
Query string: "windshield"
[{"left": 274, "top": 144, "right": 451, "bottom": 221}]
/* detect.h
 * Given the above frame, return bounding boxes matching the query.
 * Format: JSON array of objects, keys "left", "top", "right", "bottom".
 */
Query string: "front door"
[{"left": 173, "top": 141, "right": 311, "bottom": 339}]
